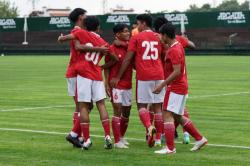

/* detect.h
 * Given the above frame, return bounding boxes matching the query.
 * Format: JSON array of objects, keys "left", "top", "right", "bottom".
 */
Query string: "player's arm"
[
  {"left": 58, "top": 34, "right": 75, "bottom": 43},
  {"left": 187, "top": 40, "right": 196, "bottom": 49},
  {"left": 110, "top": 51, "right": 134, "bottom": 88},
  {"left": 153, "top": 64, "right": 181, "bottom": 94},
  {"left": 113, "top": 40, "right": 128, "bottom": 47},
  {"left": 101, "top": 59, "right": 117, "bottom": 70},
  {"left": 74, "top": 40, "right": 110, "bottom": 54}
]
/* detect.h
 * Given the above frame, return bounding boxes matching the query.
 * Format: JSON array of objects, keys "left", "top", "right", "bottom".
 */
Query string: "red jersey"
[
  {"left": 176, "top": 35, "right": 189, "bottom": 48},
  {"left": 66, "top": 26, "right": 81, "bottom": 78},
  {"left": 105, "top": 44, "right": 133, "bottom": 89},
  {"left": 128, "top": 30, "right": 164, "bottom": 81},
  {"left": 165, "top": 41, "right": 188, "bottom": 95},
  {"left": 73, "top": 30, "right": 108, "bottom": 81}
]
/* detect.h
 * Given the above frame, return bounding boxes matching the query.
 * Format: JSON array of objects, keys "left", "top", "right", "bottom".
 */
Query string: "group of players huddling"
[{"left": 58, "top": 8, "right": 207, "bottom": 155}]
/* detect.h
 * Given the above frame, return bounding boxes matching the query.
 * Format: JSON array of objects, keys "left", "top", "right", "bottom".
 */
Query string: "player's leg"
[
  {"left": 93, "top": 80, "right": 112, "bottom": 149},
  {"left": 65, "top": 77, "right": 83, "bottom": 147},
  {"left": 79, "top": 102, "right": 92, "bottom": 150},
  {"left": 179, "top": 111, "right": 207, "bottom": 151},
  {"left": 119, "top": 89, "right": 132, "bottom": 146},
  {"left": 182, "top": 107, "right": 190, "bottom": 144},
  {"left": 155, "top": 90, "right": 184, "bottom": 154},
  {"left": 152, "top": 80, "right": 165, "bottom": 147},
  {"left": 110, "top": 88, "right": 128, "bottom": 148},
  {"left": 76, "top": 75, "right": 93, "bottom": 150},
  {"left": 149, "top": 104, "right": 155, "bottom": 124},
  {"left": 120, "top": 106, "right": 130, "bottom": 145},
  {"left": 152, "top": 103, "right": 163, "bottom": 147}
]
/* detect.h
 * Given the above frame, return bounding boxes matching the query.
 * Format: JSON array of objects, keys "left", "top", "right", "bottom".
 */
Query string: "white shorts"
[
  {"left": 77, "top": 75, "right": 106, "bottom": 102},
  {"left": 112, "top": 88, "right": 132, "bottom": 106},
  {"left": 67, "top": 77, "right": 76, "bottom": 96},
  {"left": 137, "top": 80, "right": 165, "bottom": 104},
  {"left": 163, "top": 91, "right": 188, "bottom": 116}
]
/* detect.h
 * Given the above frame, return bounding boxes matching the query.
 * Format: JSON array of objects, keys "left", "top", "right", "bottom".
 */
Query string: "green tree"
[
  {"left": 187, "top": 0, "right": 250, "bottom": 12},
  {"left": 215, "top": 0, "right": 240, "bottom": 11},
  {"left": 0, "top": 0, "right": 18, "bottom": 18}
]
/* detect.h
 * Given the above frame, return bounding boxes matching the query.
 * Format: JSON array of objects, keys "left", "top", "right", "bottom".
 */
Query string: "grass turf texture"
[{"left": 0, "top": 56, "right": 250, "bottom": 166}]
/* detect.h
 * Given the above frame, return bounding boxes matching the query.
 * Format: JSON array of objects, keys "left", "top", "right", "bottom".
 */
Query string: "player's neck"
[
  {"left": 75, "top": 22, "right": 83, "bottom": 29},
  {"left": 141, "top": 27, "right": 151, "bottom": 32},
  {"left": 168, "top": 39, "right": 177, "bottom": 47}
]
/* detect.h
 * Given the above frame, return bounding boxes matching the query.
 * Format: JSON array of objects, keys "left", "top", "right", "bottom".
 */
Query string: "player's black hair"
[
  {"left": 136, "top": 14, "right": 153, "bottom": 28},
  {"left": 159, "top": 23, "right": 176, "bottom": 39},
  {"left": 113, "top": 24, "right": 129, "bottom": 34},
  {"left": 84, "top": 16, "right": 100, "bottom": 31},
  {"left": 68, "top": 8, "right": 87, "bottom": 23},
  {"left": 153, "top": 16, "right": 169, "bottom": 33}
]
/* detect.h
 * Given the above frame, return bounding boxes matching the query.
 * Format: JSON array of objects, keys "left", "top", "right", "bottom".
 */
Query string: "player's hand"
[
  {"left": 100, "top": 46, "right": 110, "bottom": 55},
  {"left": 110, "top": 77, "right": 120, "bottom": 88},
  {"left": 58, "top": 33, "right": 64, "bottom": 43},
  {"left": 105, "top": 82, "right": 111, "bottom": 97},
  {"left": 152, "top": 84, "right": 164, "bottom": 94}
]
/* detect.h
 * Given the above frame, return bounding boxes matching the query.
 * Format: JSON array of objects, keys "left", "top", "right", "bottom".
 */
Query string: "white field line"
[
  {"left": 189, "top": 92, "right": 250, "bottom": 99},
  {"left": 0, "top": 128, "right": 250, "bottom": 150},
  {"left": 0, "top": 105, "right": 73, "bottom": 112},
  {"left": 0, "top": 91, "right": 249, "bottom": 113}
]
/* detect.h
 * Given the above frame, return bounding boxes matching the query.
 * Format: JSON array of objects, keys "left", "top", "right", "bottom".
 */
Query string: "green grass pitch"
[{"left": 0, "top": 55, "right": 250, "bottom": 166}]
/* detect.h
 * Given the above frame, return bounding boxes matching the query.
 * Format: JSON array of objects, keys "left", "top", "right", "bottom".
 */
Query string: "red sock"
[
  {"left": 80, "top": 123, "right": 90, "bottom": 142},
  {"left": 138, "top": 108, "right": 151, "bottom": 129},
  {"left": 149, "top": 111, "right": 154, "bottom": 124},
  {"left": 72, "top": 115, "right": 81, "bottom": 136},
  {"left": 182, "top": 117, "right": 202, "bottom": 141},
  {"left": 154, "top": 113, "right": 163, "bottom": 140},
  {"left": 112, "top": 116, "right": 121, "bottom": 143},
  {"left": 102, "top": 119, "right": 111, "bottom": 137},
  {"left": 73, "top": 112, "right": 78, "bottom": 125},
  {"left": 120, "top": 116, "right": 129, "bottom": 137},
  {"left": 164, "top": 122, "right": 175, "bottom": 151},
  {"left": 182, "top": 108, "right": 190, "bottom": 133}
]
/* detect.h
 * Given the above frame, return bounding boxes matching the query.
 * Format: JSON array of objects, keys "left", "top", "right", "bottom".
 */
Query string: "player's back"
[
  {"left": 73, "top": 29, "right": 108, "bottom": 81},
  {"left": 128, "top": 30, "right": 164, "bottom": 81}
]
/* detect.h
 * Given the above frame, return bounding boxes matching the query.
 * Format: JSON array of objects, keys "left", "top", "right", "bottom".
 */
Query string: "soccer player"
[
  {"left": 59, "top": 16, "right": 118, "bottom": 150},
  {"left": 103, "top": 24, "right": 132, "bottom": 148},
  {"left": 153, "top": 23, "right": 207, "bottom": 154},
  {"left": 110, "top": 14, "right": 165, "bottom": 147},
  {"left": 153, "top": 16, "right": 195, "bottom": 144},
  {"left": 63, "top": 8, "right": 88, "bottom": 148}
]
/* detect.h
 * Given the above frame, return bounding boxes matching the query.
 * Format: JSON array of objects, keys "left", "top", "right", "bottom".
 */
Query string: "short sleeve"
[
  {"left": 176, "top": 35, "right": 188, "bottom": 48},
  {"left": 72, "top": 30, "right": 84, "bottom": 41},
  {"left": 128, "top": 36, "right": 137, "bottom": 52}
]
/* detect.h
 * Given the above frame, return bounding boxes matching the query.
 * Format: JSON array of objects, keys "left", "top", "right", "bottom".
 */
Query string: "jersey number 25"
[{"left": 142, "top": 41, "right": 158, "bottom": 60}]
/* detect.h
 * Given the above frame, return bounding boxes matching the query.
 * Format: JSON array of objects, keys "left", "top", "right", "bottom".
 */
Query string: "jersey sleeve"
[
  {"left": 127, "top": 36, "right": 137, "bottom": 52},
  {"left": 72, "top": 30, "right": 84, "bottom": 40},
  {"left": 169, "top": 49, "right": 181, "bottom": 65},
  {"left": 176, "top": 35, "right": 189, "bottom": 48}
]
